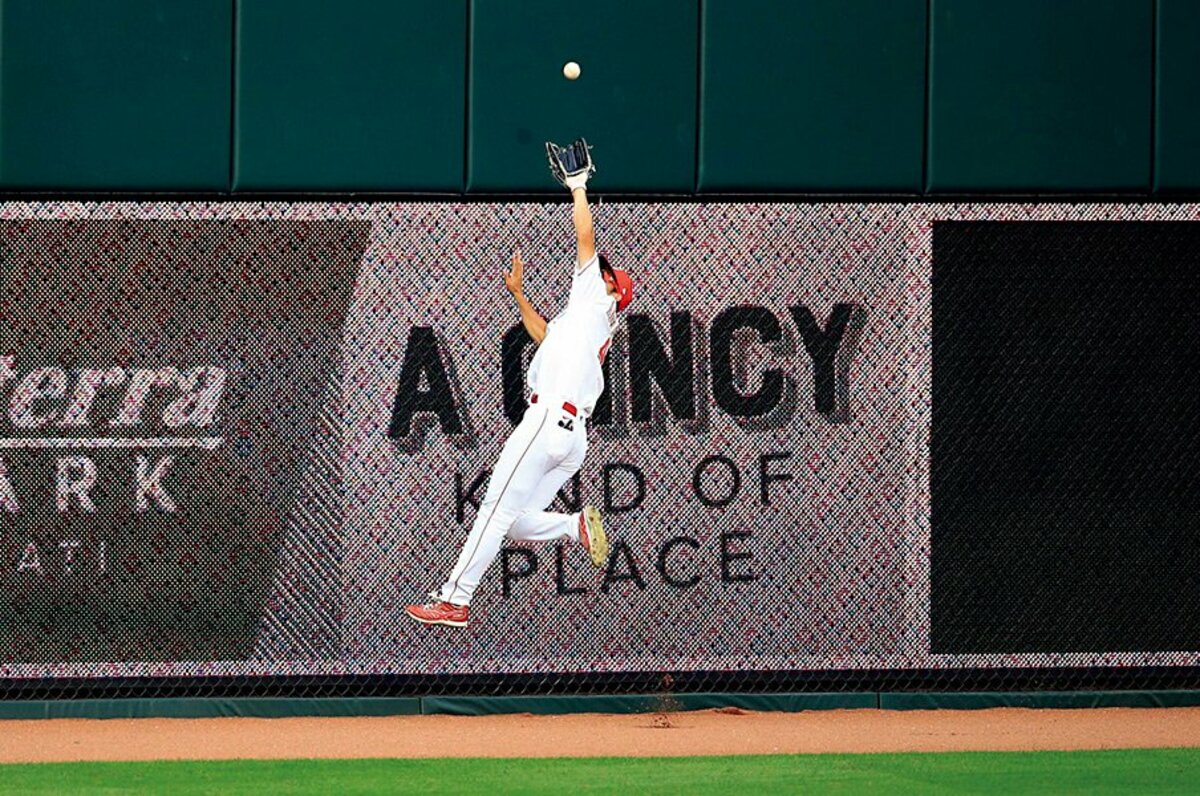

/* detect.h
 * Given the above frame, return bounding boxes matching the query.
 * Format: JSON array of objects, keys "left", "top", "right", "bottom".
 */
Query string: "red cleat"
[
  {"left": 405, "top": 600, "right": 469, "bottom": 627},
  {"left": 578, "top": 505, "right": 609, "bottom": 567}
]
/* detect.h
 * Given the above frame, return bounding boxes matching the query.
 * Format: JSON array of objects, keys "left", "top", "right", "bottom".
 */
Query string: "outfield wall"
[
  {"left": 1, "top": 202, "right": 1199, "bottom": 697},
  {"left": 1, "top": 1, "right": 1199, "bottom": 193}
]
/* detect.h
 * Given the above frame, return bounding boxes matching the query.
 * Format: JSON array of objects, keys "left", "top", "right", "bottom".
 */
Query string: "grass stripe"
[{"left": 2, "top": 748, "right": 1199, "bottom": 795}]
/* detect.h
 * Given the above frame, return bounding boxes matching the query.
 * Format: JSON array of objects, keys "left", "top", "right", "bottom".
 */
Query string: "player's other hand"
[{"left": 504, "top": 249, "right": 525, "bottom": 297}]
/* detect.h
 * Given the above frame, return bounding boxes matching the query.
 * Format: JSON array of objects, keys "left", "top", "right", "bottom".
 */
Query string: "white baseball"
[{"left": 563, "top": 61, "right": 581, "bottom": 80}]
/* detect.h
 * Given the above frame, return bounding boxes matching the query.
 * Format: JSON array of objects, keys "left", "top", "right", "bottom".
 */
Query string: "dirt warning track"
[{"left": 4, "top": 707, "right": 1200, "bottom": 764}]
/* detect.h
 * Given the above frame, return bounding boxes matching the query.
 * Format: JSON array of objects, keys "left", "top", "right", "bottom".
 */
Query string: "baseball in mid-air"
[{"left": 563, "top": 61, "right": 581, "bottom": 80}]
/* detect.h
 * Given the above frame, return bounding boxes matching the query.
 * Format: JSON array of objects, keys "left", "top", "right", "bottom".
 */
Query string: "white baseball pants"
[{"left": 437, "top": 400, "right": 587, "bottom": 606}]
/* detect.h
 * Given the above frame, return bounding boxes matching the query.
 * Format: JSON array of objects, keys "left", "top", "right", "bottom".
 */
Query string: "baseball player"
[{"left": 406, "top": 144, "right": 634, "bottom": 627}]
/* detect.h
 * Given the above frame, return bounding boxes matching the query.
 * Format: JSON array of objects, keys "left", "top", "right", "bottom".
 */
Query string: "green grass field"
[{"left": 2, "top": 749, "right": 1199, "bottom": 795}]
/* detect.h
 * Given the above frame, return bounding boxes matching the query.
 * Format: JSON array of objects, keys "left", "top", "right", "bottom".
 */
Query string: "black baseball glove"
[{"left": 545, "top": 138, "right": 596, "bottom": 190}]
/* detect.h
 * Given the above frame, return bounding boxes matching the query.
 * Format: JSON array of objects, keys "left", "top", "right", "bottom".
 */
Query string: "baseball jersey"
[{"left": 526, "top": 254, "right": 614, "bottom": 416}]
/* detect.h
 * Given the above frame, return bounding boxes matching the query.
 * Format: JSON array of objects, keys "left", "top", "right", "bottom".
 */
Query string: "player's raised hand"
[{"left": 503, "top": 249, "right": 525, "bottom": 297}]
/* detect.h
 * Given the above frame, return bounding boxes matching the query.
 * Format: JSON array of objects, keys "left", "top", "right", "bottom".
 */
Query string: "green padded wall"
[
  {"left": 0, "top": 0, "right": 231, "bottom": 190},
  {"left": 0, "top": 0, "right": 1195, "bottom": 194},
  {"left": 928, "top": 0, "right": 1152, "bottom": 192},
  {"left": 468, "top": 0, "right": 697, "bottom": 193},
  {"left": 1155, "top": 0, "right": 1200, "bottom": 192},
  {"left": 234, "top": 0, "right": 466, "bottom": 191},
  {"left": 700, "top": 0, "right": 925, "bottom": 192}
]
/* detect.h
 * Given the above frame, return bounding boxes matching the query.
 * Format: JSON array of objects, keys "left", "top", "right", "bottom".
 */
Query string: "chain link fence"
[{"left": 1, "top": 202, "right": 1198, "bottom": 701}]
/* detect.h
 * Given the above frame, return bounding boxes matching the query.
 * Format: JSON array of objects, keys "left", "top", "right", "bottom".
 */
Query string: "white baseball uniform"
[{"left": 436, "top": 254, "right": 615, "bottom": 606}]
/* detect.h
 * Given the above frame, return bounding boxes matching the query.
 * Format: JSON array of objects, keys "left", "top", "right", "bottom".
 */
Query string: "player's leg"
[
  {"left": 509, "top": 426, "right": 607, "bottom": 565},
  {"left": 507, "top": 510, "right": 574, "bottom": 541},
  {"left": 509, "top": 505, "right": 607, "bottom": 567},
  {"left": 432, "top": 411, "right": 553, "bottom": 607},
  {"left": 507, "top": 460, "right": 580, "bottom": 542}
]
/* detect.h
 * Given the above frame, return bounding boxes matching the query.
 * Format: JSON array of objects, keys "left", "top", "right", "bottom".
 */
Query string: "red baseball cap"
[{"left": 612, "top": 268, "right": 634, "bottom": 311}]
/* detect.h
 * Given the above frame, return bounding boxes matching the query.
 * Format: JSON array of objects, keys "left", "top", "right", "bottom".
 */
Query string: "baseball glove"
[{"left": 545, "top": 138, "right": 595, "bottom": 191}]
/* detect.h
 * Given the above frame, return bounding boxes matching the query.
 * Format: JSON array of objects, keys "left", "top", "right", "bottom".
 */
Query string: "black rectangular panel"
[{"left": 932, "top": 221, "right": 1200, "bottom": 653}]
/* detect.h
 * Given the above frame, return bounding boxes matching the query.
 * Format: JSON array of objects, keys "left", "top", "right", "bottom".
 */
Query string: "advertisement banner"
[{"left": 1, "top": 202, "right": 1198, "bottom": 683}]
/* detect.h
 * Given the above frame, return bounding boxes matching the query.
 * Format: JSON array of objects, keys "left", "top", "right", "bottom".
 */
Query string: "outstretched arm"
[
  {"left": 504, "top": 249, "right": 548, "bottom": 344},
  {"left": 572, "top": 186, "right": 596, "bottom": 265}
]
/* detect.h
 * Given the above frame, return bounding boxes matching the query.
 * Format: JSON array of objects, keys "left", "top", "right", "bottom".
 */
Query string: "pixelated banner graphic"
[{"left": 1, "top": 202, "right": 1198, "bottom": 684}]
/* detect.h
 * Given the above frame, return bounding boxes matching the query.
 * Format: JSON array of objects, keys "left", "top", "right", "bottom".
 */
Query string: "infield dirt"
[{"left": 3, "top": 707, "right": 1200, "bottom": 764}]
